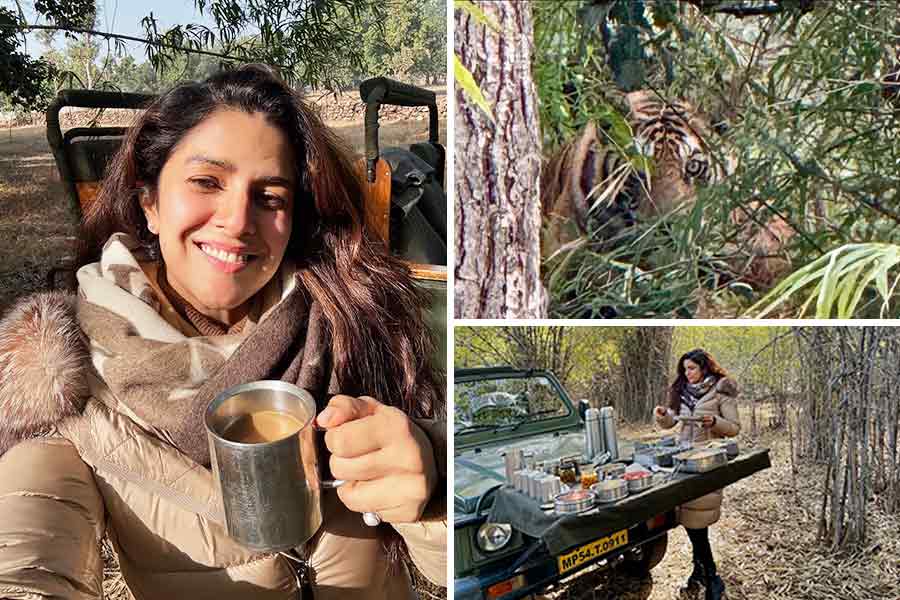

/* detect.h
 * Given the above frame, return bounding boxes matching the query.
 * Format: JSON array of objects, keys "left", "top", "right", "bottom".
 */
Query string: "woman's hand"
[
  {"left": 701, "top": 415, "right": 717, "bottom": 429},
  {"left": 317, "top": 395, "right": 438, "bottom": 524},
  {"left": 654, "top": 406, "right": 668, "bottom": 418}
]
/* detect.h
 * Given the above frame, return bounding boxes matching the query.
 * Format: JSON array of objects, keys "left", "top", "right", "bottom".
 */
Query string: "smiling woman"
[
  {"left": 0, "top": 64, "right": 446, "bottom": 600},
  {"left": 143, "top": 110, "right": 296, "bottom": 325}
]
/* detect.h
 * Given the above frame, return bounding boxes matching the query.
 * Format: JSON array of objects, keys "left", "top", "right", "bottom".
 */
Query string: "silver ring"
[{"left": 363, "top": 511, "right": 382, "bottom": 526}]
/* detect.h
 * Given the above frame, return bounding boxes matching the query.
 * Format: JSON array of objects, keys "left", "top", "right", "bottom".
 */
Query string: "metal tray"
[
  {"left": 591, "top": 479, "right": 628, "bottom": 503},
  {"left": 634, "top": 433, "right": 677, "bottom": 450},
  {"left": 673, "top": 448, "right": 728, "bottom": 473},
  {"left": 634, "top": 445, "right": 682, "bottom": 468},
  {"left": 703, "top": 439, "right": 739, "bottom": 458}
]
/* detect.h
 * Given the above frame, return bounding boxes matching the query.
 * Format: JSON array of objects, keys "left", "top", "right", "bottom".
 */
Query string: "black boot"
[
  {"left": 680, "top": 560, "right": 705, "bottom": 596},
  {"left": 704, "top": 561, "right": 726, "bottom": 600}
]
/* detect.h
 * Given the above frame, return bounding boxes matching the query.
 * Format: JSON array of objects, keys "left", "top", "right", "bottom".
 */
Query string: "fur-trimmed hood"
[
  {"left": 0, "top": 292, "right": 90, "bottom": 456},
  {"left": 715, "top": 376, "right": 739, "bottom": 397}
]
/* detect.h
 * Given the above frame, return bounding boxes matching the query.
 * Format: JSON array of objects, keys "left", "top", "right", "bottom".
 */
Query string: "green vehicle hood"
[{"left": 454, "top": 429, "right": 586, "bottom": 516}]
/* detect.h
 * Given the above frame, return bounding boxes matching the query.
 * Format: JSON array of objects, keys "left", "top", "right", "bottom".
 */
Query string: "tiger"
[
  {"left": 541, "top": 90, "right": 727, "bottom": 254},
  {"left": 540, "top": 90, "right": 794, "bottom": 288}
]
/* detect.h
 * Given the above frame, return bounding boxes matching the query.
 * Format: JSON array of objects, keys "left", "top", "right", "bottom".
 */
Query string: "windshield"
[{"left": 454, "top": 374, "right": 571, "bottom": 434}]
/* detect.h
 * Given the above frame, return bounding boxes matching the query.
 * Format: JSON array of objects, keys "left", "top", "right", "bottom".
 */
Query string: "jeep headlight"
[{"left": 476, "top": 522, "right": 513, "bottom": 552}]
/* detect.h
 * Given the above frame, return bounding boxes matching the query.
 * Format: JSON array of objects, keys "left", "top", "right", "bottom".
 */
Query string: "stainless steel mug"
[
  {"left": 503, "top": 448, "right": 525, "bottom": 484},
  {"left": 206, "top": 380, "right": 352, "bottom": 552}
]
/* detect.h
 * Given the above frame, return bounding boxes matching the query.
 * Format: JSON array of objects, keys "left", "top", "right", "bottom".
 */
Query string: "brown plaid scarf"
[{"left": 76, "top": 233, "right": 341, "bottom": 466}]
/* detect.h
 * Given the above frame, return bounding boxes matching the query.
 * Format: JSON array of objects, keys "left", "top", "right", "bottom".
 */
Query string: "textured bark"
[
  {"left": 454, "top": 1, "right": 546, "bottom": 318},
  {"left": 619, "top": 327, "right": 674, "bottom": 423}
]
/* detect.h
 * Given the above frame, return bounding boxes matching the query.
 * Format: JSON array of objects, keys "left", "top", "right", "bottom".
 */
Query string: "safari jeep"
[{"left": 454, "top": 367, "right": 675, "bottom": 600}]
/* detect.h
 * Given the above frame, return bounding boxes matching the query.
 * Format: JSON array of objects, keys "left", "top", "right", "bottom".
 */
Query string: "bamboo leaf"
[
  {"left": 750, "top": 244, "right": 900, "bottom": 318},
  {"left": 454, "top": 54, "right": 494, "bottom": 122},
  {"left": 455, "top": 0, "right": 501, "bottom": 32}
]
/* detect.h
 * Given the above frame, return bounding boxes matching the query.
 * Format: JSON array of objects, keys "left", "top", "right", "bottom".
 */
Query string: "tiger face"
[
  {"left": 540, "top": 91, "right": 723, "bottom": 256},
  {"left": 627, "top": 90, "right": 724, "bottom": 216}
]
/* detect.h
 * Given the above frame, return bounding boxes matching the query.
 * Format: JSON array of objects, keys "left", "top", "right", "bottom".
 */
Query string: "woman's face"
[
  {"left": 684, "top": 359, "right": 704, "bottom": 384},
  {"left": 142, "top": 109, "right": 296, "bottom": 324}
]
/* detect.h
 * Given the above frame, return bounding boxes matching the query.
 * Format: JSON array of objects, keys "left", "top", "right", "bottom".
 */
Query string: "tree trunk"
[
  {"left": 454, "top": 1, "right": 546, "bottom": 318},
  {"left": 619, "top": 327, "right": 674, "bottom": 423}
]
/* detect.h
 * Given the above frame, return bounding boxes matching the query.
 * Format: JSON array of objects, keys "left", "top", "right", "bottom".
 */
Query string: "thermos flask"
[{"left": 600, "top": 406, "right": 619, "bottom": 461}]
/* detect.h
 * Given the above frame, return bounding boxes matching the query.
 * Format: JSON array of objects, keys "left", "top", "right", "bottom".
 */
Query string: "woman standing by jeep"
[{"left": 655, "top": 349, "right": 740, "bottom": 600}]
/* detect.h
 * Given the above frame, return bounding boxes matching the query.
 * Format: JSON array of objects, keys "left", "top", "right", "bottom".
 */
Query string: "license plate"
[{"left": 557, "top": 529, "right": 629, "bottom": 574}]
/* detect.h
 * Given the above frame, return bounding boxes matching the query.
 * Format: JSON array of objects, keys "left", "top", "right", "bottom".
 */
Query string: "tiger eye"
[{"left": 686, "top": 158, "right": 708, "bottom": 179}]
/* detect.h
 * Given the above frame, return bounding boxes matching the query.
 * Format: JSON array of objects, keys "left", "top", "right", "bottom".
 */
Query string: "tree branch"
[{"left": 2, "top": 23, "right": 240, "bottom": 62}]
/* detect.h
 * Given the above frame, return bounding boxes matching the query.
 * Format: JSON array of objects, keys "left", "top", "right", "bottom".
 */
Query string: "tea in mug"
[{"left": 222, "top": 410, "right": 305, "bottom": 444}]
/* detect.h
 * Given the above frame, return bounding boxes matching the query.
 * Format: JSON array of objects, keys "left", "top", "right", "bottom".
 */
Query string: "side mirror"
[{"left": 578, "top": 399, "right": 590, "bottom": 422}]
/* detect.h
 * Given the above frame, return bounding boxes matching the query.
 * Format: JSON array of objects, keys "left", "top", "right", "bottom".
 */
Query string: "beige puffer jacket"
[
  {"left": 0, "top": 293, "right": 446, "bottom": 600},
  {"left": 655, "top": 377, "right": 740, "bottom": 529}
]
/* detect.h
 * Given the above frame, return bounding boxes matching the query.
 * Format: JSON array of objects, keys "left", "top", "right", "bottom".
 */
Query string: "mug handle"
[
  {"left": 316, "top": 425, "right": 382, "bottom": 527},
  {"left": 321, "top": 480, "right": 381, "bottom": 526}
]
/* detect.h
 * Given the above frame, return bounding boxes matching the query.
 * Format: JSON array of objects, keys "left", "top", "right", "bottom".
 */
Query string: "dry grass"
[{"left": 535, "top": 411, "right": 900, "bottom": 600}]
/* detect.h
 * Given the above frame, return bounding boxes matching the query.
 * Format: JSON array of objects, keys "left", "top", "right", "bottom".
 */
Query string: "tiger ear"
[{"left": 625, "top": 90, "right": 656, "bottom": 113}]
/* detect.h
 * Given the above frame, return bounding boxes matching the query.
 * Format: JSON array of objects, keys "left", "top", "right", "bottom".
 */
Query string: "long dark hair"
[
  {"left": 667, "top": 348, "right": 728, "bottom": 413},
  {"left": 82, "top": 64, "right": 440, "bottom": 420}
]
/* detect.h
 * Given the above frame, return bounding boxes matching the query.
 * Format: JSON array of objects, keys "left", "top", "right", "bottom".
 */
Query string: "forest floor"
[
  {"left": 0, "top": 115, "right": 445, "bottom": 313},
  {"left": 538, "top": 414, "right": 900, "bottom": 600}
]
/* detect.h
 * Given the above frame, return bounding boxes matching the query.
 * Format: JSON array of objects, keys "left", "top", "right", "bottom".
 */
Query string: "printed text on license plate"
[{"left": 557, "top": 529, "right": 629, "bottom": 574}]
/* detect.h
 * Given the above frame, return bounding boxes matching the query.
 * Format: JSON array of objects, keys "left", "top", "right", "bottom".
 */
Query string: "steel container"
[
  {"left": 597, "top": 462, "right": 626, "bottom": 480},
  {"left": 624, "top": 471, "right": 653, "bottom": 493},
  {"left": 634, "top": 445, "right": 682, "bottom": 468},
  {"left": 704, "top": 439, "right": 739, "bottom": 458},
  {"left": 651, "top": 472, "right": 668, "bottom": 487},
  {"left": 590, "top": 479, "right": 628, "bottom": 503},
  {"left": 673, "top": 448, "right": 728, "bottom": 473},
  {"left": 554, "top": 489, "right": 596, "bottom": 514},
  {"left": 518, "top": 469, "right": 537, "bottom": 494},
  {"left": 512, "top": 469, "right": 529, "bottom": 492},
  {"left": 504, "top": 449, "right": 525, "bottom": 483},
  {"left": 527, "top": 470, "right": 546, "bottom": 499},
  {"left": 599, "top": 407, "right": 618, "bottom": 460},
  {"left": 635, "top": 433, "right": 677, "bottom": 450},
  {"left": 538, "top": 475, "right": 562, "bottom": 503},
  {"left": 206, "top": 380, "right": 330, "bottom": 552}
]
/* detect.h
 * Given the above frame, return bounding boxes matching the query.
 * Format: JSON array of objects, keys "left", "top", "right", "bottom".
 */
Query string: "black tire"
[{"left": 622, "top": 533, "right": 668, "bottom": 577}]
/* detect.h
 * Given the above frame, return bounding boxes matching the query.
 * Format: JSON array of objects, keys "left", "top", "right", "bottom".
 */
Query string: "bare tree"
[
  {"left": 454, "top": 1, "right": 545, "bottom": 318},
  {"left": 793, "top": 327, "right": 900, "bottom": 552},
  {"left": 456, "top": 327, "right": 578, "bottom": 386}
]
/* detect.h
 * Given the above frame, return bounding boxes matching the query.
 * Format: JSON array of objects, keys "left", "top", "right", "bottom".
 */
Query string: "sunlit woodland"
[{"left": 455, "top": 325, "right": 900, "bottom": 599}]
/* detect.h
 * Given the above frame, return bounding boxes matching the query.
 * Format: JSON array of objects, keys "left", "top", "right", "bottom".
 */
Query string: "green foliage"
[
  {"left": 0, "top": 7, "right": 56, "bottom": 110},
  {"left": 363, "top": 1, "right": 446, "bottom": 84},
  {"left": 2, "top": 0, "right": 445, "bottom": 108},
  {"left": 534, "top": 0, "right": 900, "bottom": 318},
  {"left": 749, "top": 243, "right": 900, "bottom": 318},
  {"left": 672, "top": 326, "right": 797, "bottom": 391},
  {"left": 457, "top": 326, "right": 801, "bottom": 410},
  {"left": 452, "top": 1, "right": 496, "bottom": 122},
  {"left": 454, "top": 54, "right": 493, "bottom": 121},
  {"left": 33, "top": 0, "right": 95, "bottom": 30}
]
